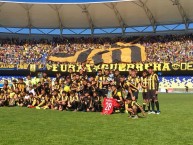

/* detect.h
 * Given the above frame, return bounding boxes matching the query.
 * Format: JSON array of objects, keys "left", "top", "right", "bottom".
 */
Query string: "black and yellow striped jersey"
[
  {"left": 17, "top": 83, "right": 26, "bottom": 92},
  {"left": 95, "top": 75, "right": 103, "bottom": 89},
  {"left": 140, "top": 77, "right": 148, "bottom": 93},
  {"left": 69, "top": 95, "right": 79, "bottom": 103},
  {"left": 52, "top": 84, "right": 60, "bottom": 90},
  {"left": 128, "top": 101, "right": 141, "bottom": 108},
  {"left": 147, "top": 73, "right": 159, "bottom": 91},
  {"left": 112, "top": 89, "right": 122, "bottom": 100},
  {"left": 119, "top": 81, "right": 127, "bottom": 90},
  {"left": 127, "top": 76, "right": 140, "bottom": 92}
]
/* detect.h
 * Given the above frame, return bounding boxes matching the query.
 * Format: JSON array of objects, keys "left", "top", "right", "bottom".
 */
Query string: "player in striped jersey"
[
  {"left": 127, "top": 68, "right": 140, "bottom": 101},
  {"left": 147, "top": 66, "right": 160, "bottom": 114},
  {"left": 140, "top": 70, "right": 150, "bottom": 112}
]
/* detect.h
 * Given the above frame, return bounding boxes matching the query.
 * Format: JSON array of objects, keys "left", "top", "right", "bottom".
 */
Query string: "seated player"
[
  {"left": 77, "top": 94, "right": 86, "bottom": 112},
  {"left": 17, "top": 91, "right": 25, "bottom": 107},
  {"left": 36, "top": 89, "right": 48, "bottom": 109},
  {"left": 50, "top": 89, "right": 61, "bottom": 110},
  {"left": 67, "top": 92, "right": 79, "bottom": 111},
  {"left": 58, "top": 91, "right": 68, "bottom": 111},
  {"left": 85, "top": 92, "right": 94, "bottom": 112},
  {"left": 12, "top": 87, "right": 22, "bottom": 107},
  {"left": 92, "top": 92, "right": 101, "bottom": 112}
]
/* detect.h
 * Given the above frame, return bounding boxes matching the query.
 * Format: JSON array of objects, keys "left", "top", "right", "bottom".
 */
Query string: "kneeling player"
[{"left": 126, "top": 90, "right": 145, "bottom": 119}]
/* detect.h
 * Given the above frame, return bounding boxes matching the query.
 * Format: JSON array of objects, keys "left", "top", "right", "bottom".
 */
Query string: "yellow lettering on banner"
[
  {"left": 135, "top": 63, "right": 144, "bottom": 71},
  {"left": 180, "top": 63, "right": 187, "bottom": 71},
  {"left": 126, "top": 64, "right": 134, "bottom": 71},
  {"left": 76, "top": 64, "right": 82, "bottom": 72},
  {"left": 60, "top": 64, "right": 67, "bottom": 72},
  {"left": 110, "top": 63, "right": 117, "bottom": 70},
  {"left": 144, "top": 63, "right": 152, "bottom": 70},
  {"left": 187, "top": 63, "right": 193, "bottom": 70},
  {"left": 46, "top": 64, "right": 52, "bottom": 70},
  {"left": 101, "top": 64, "right": 109, "bottom": 70},
  {"left": 119, "top": 64, "right": 126, "bottom": 71},
  {"left": 68, "top": 64, "right": 75, "bottom": 72},
  {"left": 86, "top": 64, "right": 92, "bottom": 72},
  {"left": 52, "top": 64, "right": 58, "bottom": 72},
  {"left": 93, "top": 65, "right": 101, "bottom": 72},
  {"left": 162, "top": 63, "right": 171, "bottom": 71},
  {"left": 153, "top": 63, "right": 162, "bottom": 71}
]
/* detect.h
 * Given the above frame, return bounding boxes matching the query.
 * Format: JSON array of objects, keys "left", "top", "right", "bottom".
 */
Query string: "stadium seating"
[{"left": 1, "top": 34, "right": 193, "bottom": 64}]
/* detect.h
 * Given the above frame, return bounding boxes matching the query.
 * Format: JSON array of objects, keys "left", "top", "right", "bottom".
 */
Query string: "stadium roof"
[{"left": 0, "top": 0, "right": 193, "bottom": 35}]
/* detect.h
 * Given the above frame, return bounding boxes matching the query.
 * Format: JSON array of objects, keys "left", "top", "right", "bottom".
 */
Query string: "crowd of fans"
[
  {"left": 0, "top": 34, "right": 193, "bottom": 64},
  {"left": 140, "top": 34, "right": 193, "bottom": 63}
]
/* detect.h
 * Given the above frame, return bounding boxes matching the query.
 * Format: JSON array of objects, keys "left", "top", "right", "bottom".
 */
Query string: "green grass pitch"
[{"left": 0, "top": 93, "right": 193, "bottom": 145}]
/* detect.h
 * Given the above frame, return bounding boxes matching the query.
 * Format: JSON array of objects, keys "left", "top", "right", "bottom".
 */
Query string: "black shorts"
[
  {"left": 97, "top": 89, "right": 107, "bottom": 97},
  {"left": 137, "top": 107, "right": 141, "bottom": 113},
  {"left": 148, "top": 90, "right": 158, "bottom": 100},
  {"left": 142, "top": 92, "right": 148, "bottom": 100},
  {"left": 132, "top": 91, "right": 139, "bottom": 100}
]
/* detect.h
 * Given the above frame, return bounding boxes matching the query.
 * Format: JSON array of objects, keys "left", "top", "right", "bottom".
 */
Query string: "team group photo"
[{"left": 0, "top": 0, "right": 193, "bottom": 145}]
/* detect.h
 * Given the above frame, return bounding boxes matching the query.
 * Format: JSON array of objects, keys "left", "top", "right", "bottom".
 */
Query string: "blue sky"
[{"left": 3, "top": 0, "right": 118, "bottom": 3}]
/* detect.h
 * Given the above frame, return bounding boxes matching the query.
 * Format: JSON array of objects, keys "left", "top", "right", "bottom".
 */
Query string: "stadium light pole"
[
  {"left": 132, "top": 0, "right": 157, "bottom": 33},
  {"left": 78, "top": 4, "right": 94, "bottom": 36},
  {"left": 19, "top": 4, "right": 33, "bottom": 36},
  {"left": 170, "top": 0, "right": 189, "bottom": 31},
  {"left": 48, "top": 4, "right": 63, "bottom": 37},
  {"left": 104, "top": 3, "right": 126, "bottom": 36}
]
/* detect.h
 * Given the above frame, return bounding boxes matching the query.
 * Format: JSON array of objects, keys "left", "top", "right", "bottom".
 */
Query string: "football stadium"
[{"left": 0, "top": 0, "right": 193, "bottom": 144}]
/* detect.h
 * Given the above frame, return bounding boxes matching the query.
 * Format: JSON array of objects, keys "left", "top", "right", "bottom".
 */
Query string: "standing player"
[
  {"left": 140, "top": 70, "right": 150, "bottom": 112},
  {"left": 147, "top": 66, "right": 160, "bottom": 114},
  {"left": 127, "top": 68, "right": 140, "bottom": 101}
]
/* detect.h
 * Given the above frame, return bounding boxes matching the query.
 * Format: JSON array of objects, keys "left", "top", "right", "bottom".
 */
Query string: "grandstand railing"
[{"left": 1, "top": 23, "right": 193, "bottom": 36}]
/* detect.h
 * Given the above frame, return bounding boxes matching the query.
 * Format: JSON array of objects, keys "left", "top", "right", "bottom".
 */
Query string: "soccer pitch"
[{"left": 0, "top": 93, "right": 193, "bottom": 145}]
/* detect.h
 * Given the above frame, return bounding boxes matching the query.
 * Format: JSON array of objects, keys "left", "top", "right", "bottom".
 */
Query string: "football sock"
[
  {"left": 155, "top": 101, "right": 160, "bottom": 111},
  {"left": 148, "top": 103, "right": 150, "bottom": 111},
  {"left": 143, "top": 103, "right": 146, "bottom": 111},
  {"left": 151, "top": 101, "right": 155, "bottom": 111}
]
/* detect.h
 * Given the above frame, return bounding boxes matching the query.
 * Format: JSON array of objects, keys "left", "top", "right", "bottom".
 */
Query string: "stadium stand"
[{"left": 1, "top": 34, "right": 193, "bottom": 64}]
